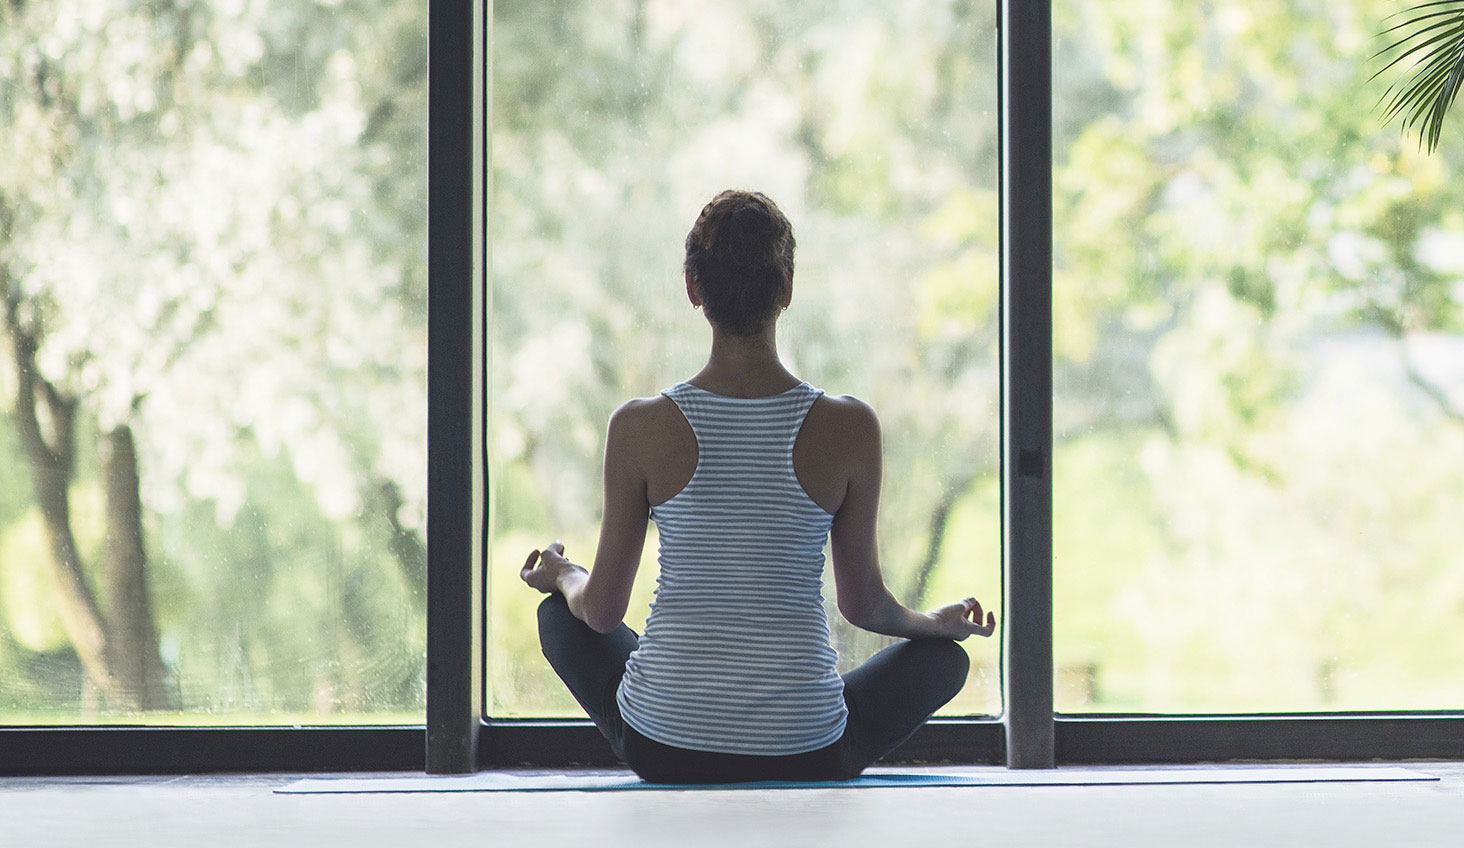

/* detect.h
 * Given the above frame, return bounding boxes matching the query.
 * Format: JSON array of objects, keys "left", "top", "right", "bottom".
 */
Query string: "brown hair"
[{"left": 683, "top": 190, "right": 796, "bottom": 335}]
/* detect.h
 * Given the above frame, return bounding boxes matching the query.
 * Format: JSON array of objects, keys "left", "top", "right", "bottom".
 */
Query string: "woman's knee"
[
  {"left": 537, "top": 591, "right": 569, "bottom": 617},
  {"left": 536, "top": 593, "right": 573, "bottom": 645},
  {"left": 912, "top": 638, "right": 970, "bottom": 699}
]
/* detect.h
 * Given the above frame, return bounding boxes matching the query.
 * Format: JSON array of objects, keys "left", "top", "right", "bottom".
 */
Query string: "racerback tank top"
[{"left": 615, "top": 379, "right": 848, "bottom": 756}]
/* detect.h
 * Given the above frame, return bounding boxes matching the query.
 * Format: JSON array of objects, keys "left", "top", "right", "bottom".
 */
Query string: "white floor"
[{"left": 3, "top": 762, "right": 1462, "bottom": 848}]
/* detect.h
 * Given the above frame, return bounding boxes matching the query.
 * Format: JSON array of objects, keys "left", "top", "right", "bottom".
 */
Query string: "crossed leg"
[
  {"left": 536, "top": 593, "right": 638, "bottom": 760},
  {"left": 536, "top": 592, "right": 971, "bottom": 779}
]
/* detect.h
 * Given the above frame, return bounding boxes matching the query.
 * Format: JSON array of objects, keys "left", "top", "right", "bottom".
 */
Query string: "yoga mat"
[{"left": 276, "top": 765, "right": 1435, "bottom": 794}]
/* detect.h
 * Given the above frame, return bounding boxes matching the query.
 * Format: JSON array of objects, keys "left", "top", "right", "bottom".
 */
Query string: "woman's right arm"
[{"left": 828, "top": 398, "right": 995, "bottom": 642}]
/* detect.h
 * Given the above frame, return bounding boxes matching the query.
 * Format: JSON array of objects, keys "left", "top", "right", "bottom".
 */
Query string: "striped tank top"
[{"left": 615, "top": 379, "right": 848, "bottom": 756}]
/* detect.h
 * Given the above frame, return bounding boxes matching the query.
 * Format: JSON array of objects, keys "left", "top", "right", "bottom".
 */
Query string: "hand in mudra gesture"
[{"left": 928, "top": 597, "right": 997, "bottom": 641}]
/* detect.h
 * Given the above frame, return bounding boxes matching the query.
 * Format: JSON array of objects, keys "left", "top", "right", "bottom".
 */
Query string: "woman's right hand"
[{"left": 926, "top": 597, "right": 997, "bottom": 641}]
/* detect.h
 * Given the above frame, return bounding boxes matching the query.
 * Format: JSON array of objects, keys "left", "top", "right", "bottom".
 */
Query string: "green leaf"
[{"left": 1373, "top": 2, "right": 1464, "bottom": 153}]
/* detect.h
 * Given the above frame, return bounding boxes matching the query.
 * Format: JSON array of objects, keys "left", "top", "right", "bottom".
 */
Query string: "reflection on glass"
[
  {"left": 0, "top": 0, "right": 426, "bottom": 723},
  {"left": 1053, "top": 0, "right": 1464, "bottom": 712},
  {"left": 490, "top": 0, "right": 1001, "bottom": 717}
]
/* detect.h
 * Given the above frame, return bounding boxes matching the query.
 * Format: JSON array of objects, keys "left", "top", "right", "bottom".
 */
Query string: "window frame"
[{"left": 3, "top": 0, "right": 1464, "bottom": 778}]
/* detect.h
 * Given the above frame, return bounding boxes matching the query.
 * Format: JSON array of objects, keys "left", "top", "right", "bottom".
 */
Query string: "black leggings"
[{"left": 536, "top": 593, "right": 969, "bottom": 784}]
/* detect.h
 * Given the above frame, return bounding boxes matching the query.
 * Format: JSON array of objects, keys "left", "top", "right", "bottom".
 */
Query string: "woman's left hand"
[{"left": 520, "top": 541, "right": 575, "bottom": 594}]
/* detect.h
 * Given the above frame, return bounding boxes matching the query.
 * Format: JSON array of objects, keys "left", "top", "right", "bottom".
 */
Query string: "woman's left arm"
[{"left": 521, "top": 401, "right": 650, "bottom": 633}]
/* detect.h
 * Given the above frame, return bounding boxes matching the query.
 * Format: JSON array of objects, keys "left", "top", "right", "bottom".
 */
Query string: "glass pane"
[
  {"left": 490, "top": 0, "right": 1000, "bottom": 717},
  {"left": 0, "top": 0, "right": 426, "bottom": 724},
  {"left": 1053, "top": 0, "right": 1464, "bottom": 712}
]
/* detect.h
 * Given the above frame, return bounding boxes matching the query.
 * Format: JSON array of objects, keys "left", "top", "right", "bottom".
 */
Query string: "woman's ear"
[
  {"left": 685, "top": 271, "right": 702, "bottom": 308},
  {"left": 779, "top": 272, "right": 794, "bottom": 309}
]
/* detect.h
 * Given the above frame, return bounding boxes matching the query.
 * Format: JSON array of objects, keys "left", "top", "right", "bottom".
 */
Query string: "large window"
[
  {"left": 7, "top": 0, "right": 1462, "bottom": 773},
  {"left": 1052, "top": 0, "right": 1464, "bottom": 712},
  {"left": 0, "top": 0, "right": 426, "bottom": 724},
  {"left": 488, "top": 0, "right": 1002, "bottom": 719}
]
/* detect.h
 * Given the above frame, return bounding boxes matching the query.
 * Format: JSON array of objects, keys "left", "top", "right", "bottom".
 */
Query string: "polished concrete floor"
[{"left": 3, "top": 762, "right": 1462, "bottom": 848}]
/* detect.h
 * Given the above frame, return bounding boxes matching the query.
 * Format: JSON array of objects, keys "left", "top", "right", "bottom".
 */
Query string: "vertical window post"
[
  {"left": 426, "top": 0, "right": 485, "bottom": 774},
  {"left": 999, "top": 0, "right": 1055, "bottom": 769}
]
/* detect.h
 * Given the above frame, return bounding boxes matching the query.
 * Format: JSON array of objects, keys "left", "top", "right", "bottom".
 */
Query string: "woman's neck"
[{"left": 689, "top": 325, "right": 799, "bottom": 396}]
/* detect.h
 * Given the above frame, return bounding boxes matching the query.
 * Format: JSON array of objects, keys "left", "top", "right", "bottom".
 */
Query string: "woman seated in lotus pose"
[{"left": 519, "top": 189, "right": 996, "bottom": 784}]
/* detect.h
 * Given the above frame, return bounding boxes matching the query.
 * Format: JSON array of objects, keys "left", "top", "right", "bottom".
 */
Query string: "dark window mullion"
[
  {"left": 425, "top": 0, "right": 484, "bottom": 775},
  {"left": 999, "top": 0, "right": 1055, "bottom": 770}
]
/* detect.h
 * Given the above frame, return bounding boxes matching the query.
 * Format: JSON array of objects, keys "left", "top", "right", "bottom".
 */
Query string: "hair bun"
[
  {"left": 683, "top": 190, "right": 796, "bottom": 335},
  {"left": 723, "top": 204, "right": 775, "bottom": 265},
  {"left": 730, "top": 202, "right": 772, "bottom": 232}
]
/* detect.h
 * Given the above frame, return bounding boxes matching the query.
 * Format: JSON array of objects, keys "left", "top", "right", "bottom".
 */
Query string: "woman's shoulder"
[
  {"left": 808, "top": 392, "right": 879, "bottom": 430},
  {"left": 802, "top": 392, "right": 881, "bottom": 452},
  {"left": 608, "top": 393, "right": 681, "bottom": 431}
]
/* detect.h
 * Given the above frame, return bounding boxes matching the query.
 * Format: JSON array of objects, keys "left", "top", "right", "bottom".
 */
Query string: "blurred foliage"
[
  {"left": 0, "top": 0, "right": 425, "bottom": 721},
  {"left": 1050, "top": 0, "right": 1464, "bottom": 711}
]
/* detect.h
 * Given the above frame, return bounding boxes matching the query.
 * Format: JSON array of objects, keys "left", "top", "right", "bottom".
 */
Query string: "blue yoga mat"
[{"left": 276, "top": 765, "right": 1435, "bottom": 794}]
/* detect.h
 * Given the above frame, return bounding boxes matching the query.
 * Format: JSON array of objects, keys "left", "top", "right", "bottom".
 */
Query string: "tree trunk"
[
  {"left": 101, "top": 424, "right": 171, "bottom": 710},
  {"left": 1401, "top": 339, "right": 1464, "bottom": 426},
  {"left": 4, "top": 285, "right": 172, "bottom": 711},
  {"left": 905, "top": 473, "right": 979, "bottom": 610},
  {"left": 3, "top": 289, "right": 128, "bottom": 707},
  {"left": 372, "top": 477, "right": 426, "bottom": 607},
  {"left": 28, "top": 431, "right": 123, "bottom": 704}
]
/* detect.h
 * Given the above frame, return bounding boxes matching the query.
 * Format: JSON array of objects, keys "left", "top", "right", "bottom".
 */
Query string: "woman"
[{"left": 519, "top": 189, "right": 996, "bottom": 784}]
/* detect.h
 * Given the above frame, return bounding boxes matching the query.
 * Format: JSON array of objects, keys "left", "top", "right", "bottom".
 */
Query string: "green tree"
[{"left": 0, "top": 0, "right": 426, "bottom": 718}]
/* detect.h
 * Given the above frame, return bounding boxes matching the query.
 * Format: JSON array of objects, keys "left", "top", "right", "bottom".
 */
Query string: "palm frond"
[{"left": 1372, "top": 1, "right": 1464, "bottom": 153}]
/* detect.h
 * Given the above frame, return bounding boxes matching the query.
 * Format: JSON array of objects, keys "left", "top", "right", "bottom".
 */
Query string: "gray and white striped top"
[{"left": 616, "top": 380, "right": 848, "bottom": 756}]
